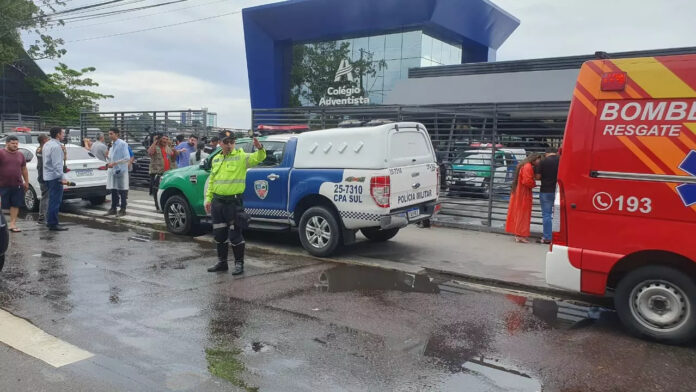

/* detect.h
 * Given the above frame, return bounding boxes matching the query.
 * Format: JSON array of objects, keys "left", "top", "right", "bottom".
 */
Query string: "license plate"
[
  {"left": 407, "top": 208, "right": 420, "bottom": 220},
  {"left": 75, "top": 169, "right": 93, "bottom": 177}
]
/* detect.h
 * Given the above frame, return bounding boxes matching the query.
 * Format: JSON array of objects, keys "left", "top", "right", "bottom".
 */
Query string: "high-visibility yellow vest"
[{"left": 206, "top": 148, "right": 266, "bottom": 202}]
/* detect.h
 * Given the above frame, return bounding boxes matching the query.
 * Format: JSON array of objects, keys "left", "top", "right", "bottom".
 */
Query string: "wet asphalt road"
[{"left": 1, "top": 215, "right": 695, "bottom": 392}]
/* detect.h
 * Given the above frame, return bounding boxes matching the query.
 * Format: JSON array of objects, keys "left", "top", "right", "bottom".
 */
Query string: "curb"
[
  {"left": 192, "top": 233, "right": 581, "bottom": 299},
  {"left": 60, "top": 212, "right": 167, "bottom": 233},
  {"left": 62, "top": 211, "right": 581, "bottom": 300}
]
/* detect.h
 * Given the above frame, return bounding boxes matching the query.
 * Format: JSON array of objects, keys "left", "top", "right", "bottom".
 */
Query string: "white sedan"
[{"left": 0, "top": 143, "right": 109, "bottom": 210}]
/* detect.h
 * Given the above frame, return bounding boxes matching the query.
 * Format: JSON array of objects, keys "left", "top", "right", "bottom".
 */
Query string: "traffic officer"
[{"left": 206, "top": 132, "right": 266, "bottom": 274}]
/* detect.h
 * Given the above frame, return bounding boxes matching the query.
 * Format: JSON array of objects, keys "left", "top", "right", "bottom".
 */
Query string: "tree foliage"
[
  {"left": 28, "top": 63, "right": 113, "bottom": 123},
  {"left": 0, "top": 0, "right": 67, "bottom": 67},
  {"left": 289, "top": 41, "right": 386, "bottom": 107}
]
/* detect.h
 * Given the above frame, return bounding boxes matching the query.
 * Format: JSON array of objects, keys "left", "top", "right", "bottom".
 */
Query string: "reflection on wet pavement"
[
  {"left": 317, "top": 265, "right": 440, "bottom": 294},
  {"left": 445, "top": 357, "right": 542, "bottom": 392},
  {"left": 1, "top": 217, "right": 695, "bottom": 392}
]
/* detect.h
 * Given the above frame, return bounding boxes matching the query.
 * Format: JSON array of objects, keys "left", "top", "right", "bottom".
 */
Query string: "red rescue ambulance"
[{"left": 547, "top": 54, "right": 696, "bottom": 343}]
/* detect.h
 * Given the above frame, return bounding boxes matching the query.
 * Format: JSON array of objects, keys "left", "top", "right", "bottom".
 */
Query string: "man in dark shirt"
[
  {"left": 0, "top": 136, "right": 29, "bottom": 232},
  {"left": 537, "top": 148, "right": 560, "bottom": 244}
]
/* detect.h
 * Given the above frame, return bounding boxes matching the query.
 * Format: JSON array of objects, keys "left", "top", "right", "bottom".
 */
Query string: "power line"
[
  {"left": 48, "top": 0, "right": 188, "bottom": 23},
  {"left": 41, "top": 0, "right": 129, "bottom": 18},
  {"left": 66, "top": 8, "right": 241, "bottom": 42},
  {"left": 59, "top": 0, "right": 229, "bottom": 29}
]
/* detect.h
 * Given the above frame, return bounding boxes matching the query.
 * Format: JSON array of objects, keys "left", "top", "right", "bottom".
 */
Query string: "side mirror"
[{"left": 200, "top": 159, "right": 210, "bottom": 171}]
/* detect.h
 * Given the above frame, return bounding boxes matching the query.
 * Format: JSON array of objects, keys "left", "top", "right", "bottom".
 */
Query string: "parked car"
[
  {"left": 129, "top": 143, "right": 151, "bottom": 188},
  {"left": 0, "top": 142, "right": 109, "bottom": 210},
  {"left": 450, "top": 148, "right": 525, "bottom": 197},
  {"left": 157, "top": 122, "right": 441, "bottom": 257}
]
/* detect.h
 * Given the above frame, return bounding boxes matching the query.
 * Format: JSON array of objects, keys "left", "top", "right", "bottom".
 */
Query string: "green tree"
[
  {"left": 289, "top": 41, "right": 386, "bottom": 107},
  {"left": 28, "top": 63, "right": 113, "bottom": 124},
  {"left": 0, "top": 0, "right": 67, "bottom": 67}
]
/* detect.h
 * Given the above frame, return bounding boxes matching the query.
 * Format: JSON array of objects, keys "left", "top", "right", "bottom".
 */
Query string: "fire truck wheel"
[{"left": 615, "top": 265, "right": 696, "bottom": 344}]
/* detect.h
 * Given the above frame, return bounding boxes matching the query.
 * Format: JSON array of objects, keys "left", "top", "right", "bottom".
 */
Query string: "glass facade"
[{"left": 289, "top": 30, "right": 462, "bottom": 106}]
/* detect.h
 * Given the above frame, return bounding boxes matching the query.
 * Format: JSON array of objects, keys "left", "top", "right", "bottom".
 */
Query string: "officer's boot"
[
  {"left": 231, "top": 242, "right": 245, "bottom": 276},
  {"left": 207, "top": 242, "right": 229, "bottom": 272}
]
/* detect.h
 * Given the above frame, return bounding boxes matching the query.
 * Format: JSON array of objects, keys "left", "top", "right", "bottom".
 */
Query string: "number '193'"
[{"left": 616, "top": 196, "right": 652, "bottom": 213}]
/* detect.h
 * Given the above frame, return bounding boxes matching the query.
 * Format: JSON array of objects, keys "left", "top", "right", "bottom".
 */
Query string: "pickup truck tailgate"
[{"left": 389, "top": 163, "right": 438, "bottom": 209}]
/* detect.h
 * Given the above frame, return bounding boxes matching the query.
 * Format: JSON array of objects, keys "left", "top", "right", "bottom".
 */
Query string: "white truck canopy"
[{"left": 293, "top": 122, "right": 435, "bottom": 169}]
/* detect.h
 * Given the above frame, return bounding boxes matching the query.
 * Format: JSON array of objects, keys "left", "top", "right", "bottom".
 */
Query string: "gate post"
[{"left": 486, "top": 105, "right": 498, "bottom": 229}]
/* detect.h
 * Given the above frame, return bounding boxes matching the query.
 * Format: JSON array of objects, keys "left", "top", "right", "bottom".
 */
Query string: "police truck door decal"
[{"left": 254, "top": 180, "right": 269, "bottom": 200}]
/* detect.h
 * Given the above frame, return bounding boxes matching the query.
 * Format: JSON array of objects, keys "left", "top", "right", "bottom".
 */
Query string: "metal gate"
[{"left": 252, "top": 102, "right": 570, "bottom": 234}]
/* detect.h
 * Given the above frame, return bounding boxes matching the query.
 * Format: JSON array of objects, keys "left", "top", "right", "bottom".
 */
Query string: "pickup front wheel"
[
  {"left": 164, "top": 195, "right": 194, "bottom": 235},
  {"left": 299, "top": 206, "right": 341, "bottom": 257}
]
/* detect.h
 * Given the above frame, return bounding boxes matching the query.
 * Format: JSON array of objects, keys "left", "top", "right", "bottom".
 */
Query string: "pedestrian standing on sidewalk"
[
  {"left": 90, "top": 132, "right": 108, "bottom": 162},
  {"left": 505, "top": 153, "right": 542, "bottom": 243},
  {"left": 536, "top": 148, "right": 560, "bottom": 244},
  {"left": 148, "top": 134, "right": 178, "bottom": 211},
  {"left": 206, "top": 133, "right": 266, "bottom": 275},
  {"left": 42, "top": 128, "right": 70, "bottom": 231},
  {"left": 0, "top": 136, "right": 29, "bottom": 233},
  {"left": 105, "top": 128, "right": 130, "bottom": 217},
  {"left": 36, "top": 134, "right": 51, "bottom": 224}
]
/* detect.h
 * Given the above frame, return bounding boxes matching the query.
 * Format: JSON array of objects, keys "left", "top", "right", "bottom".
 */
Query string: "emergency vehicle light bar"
[
  {"left": 601, "top": 72, "right": 627, "bottom": 91},
  {"left": 591, "top": 170, "right": 696, "bottom": 184}
]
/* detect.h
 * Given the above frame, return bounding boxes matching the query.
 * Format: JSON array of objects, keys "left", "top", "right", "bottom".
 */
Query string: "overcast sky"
[{"left": 31, "top": 0, "right": 696, "bottom": 128}]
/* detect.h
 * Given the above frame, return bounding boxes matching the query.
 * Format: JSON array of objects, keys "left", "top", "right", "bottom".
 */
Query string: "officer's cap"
[{"left": 219, "top": 130, "right": 235, "bottom": 144}]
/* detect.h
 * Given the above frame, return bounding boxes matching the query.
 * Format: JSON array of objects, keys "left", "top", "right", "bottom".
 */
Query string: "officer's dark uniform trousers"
[{"left": 211, "top": 194, "right": 245, "bottom": 265}]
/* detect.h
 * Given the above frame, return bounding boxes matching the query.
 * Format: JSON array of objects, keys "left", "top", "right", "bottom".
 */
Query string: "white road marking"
[{"left": 0, "top": 309, "right": 94, "bottom": 368}]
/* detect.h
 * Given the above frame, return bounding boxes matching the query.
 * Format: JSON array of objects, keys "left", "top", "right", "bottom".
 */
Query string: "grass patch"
[{"left": 205, "top": 348, "right": 259, "bottom": 392}]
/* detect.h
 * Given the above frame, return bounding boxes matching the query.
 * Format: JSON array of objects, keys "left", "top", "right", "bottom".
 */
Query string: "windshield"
[
  {"left": 454, "top": 153, "right": 491, "bottom": 166},
  {"left": 202, "top": 141, "right": 286, "bottom": 168},
  {"left": 252, "top": 141, "right": 286, "bottom": 167}
]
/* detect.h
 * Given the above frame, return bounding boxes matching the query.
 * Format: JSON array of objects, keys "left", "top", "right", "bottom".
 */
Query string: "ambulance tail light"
[
  {"left": 601, "top": 72, "right": 627, "bottom": 91},
  {"left": 370, "top": 176, "right": 391, "bottom": 208},
  {"left": 552, "top": 181, "right": 568, "bottom": 247},
  {"left": 436, "top": 167, "right": 440, "bottom": 198}
]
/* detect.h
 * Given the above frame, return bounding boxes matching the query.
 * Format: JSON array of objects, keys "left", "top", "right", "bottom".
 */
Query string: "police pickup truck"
[{"left": 157, "top": 121, "right": 440, "bottom": 257}]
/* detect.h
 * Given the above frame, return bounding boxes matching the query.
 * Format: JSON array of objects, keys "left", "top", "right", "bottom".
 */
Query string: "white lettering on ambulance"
[
  {"left": 602, "top": 124, "right": 682, "bottom": 137},
  {"left": 666, "top": 102, "right": 688, "bottom": 121},
  {"left": 641, "top": 102, "right": 667, "bottom": 121},
  {"left": 600, "top": 103, "right": 620, "bottom": 120},
  {"left": 620, "top": 102, "right": 641, "bottom": 121},
  {"left": 602, "top": 101, "right": 696, "bottom": 122},
  {"left": 690, "top": 102, "right": 696, "bottom": 121}
]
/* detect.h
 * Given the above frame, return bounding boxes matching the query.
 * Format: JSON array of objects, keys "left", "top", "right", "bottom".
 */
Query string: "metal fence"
[
  {"left": 252, "top": 102, "right": 570, "bottom": 233},
  {"left": 79, "top": 110, "right": 218, "bottom": 146},
  {"left": 0, "top": 113, "right": 78, "bottom": 135}
]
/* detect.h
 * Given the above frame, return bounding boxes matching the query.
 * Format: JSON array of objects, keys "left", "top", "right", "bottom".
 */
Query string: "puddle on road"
[
  {"left": 316, "top": 265, "right": 440, "bottom": 294},
  {"left": 499, "top": 293, "right": 617, "bottom": 332},
  {"left": 442, "top": 357, "right": 542, "bottom": 392}
]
